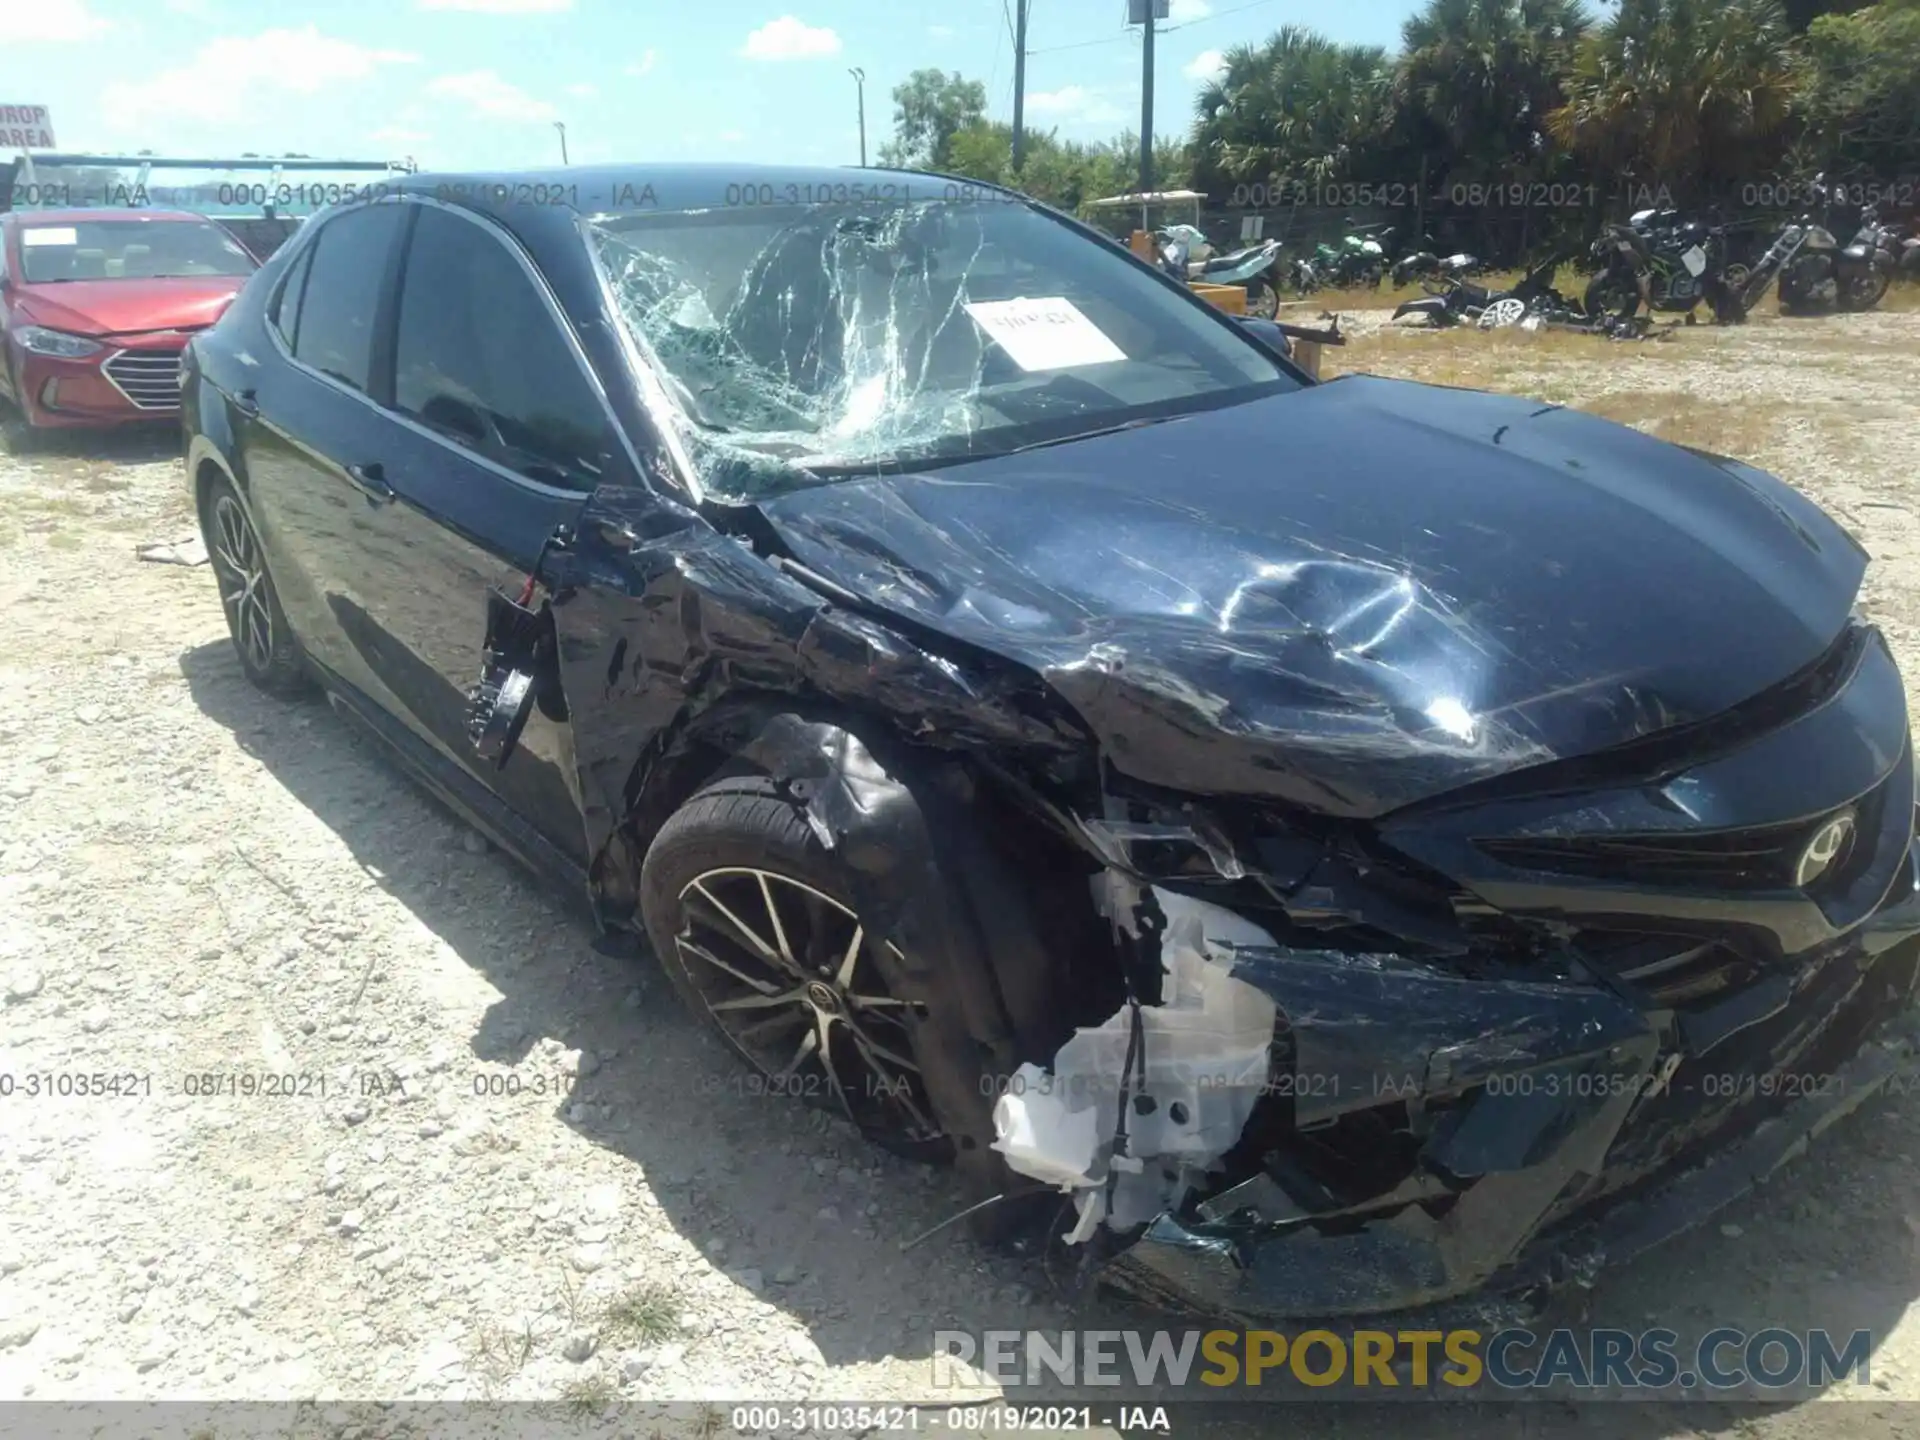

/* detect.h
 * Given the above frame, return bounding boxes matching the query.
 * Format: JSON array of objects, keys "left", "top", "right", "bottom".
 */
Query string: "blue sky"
[{"left": 6, "top": 0, "right": 1416, "bottom": 173}]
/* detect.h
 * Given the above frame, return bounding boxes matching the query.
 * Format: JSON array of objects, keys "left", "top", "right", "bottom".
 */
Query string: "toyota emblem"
[{"left": 1794, "top": 812, "right": 1856, "bottom": 888}]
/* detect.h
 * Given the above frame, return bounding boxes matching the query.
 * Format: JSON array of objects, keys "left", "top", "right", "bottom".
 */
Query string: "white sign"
[
  {"left": 1680, "top": 244, "right": 1707, "bottom": 277},
  {"left": 20, "top": 226, "right": 77, "bottom": 246},
  {"left": 963, "top": 297, "right": 1126, "bottom": 371},
  {"left": 0, "top": 104, "right": 56, "bottom": 150}
]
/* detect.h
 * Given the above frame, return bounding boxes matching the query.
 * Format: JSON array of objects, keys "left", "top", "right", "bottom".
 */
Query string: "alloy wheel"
[
  {"left": 210, "top": 494, "right": 275, "bottom": 674},
  {"left": 674, "top": 866, "right": 943, "bottom": 1144}
]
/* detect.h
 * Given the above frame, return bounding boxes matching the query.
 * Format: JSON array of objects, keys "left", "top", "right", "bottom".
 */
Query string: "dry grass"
[
  {"left": 1881, "top": 282, "right": 1920, "bottom": 313},
  {"left": 1321, "top": 322, "right": 1792, "bottom": 466},
  {"left": 601, "top": 1281, "right": 683, "bottom": 1345}
]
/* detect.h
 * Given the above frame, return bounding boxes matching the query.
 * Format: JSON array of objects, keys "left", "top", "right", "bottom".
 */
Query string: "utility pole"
[
  {"left": 1139, "top": 0, "right": 1156, "bottom": 196},
  {"left": 849, "top": 67, "right": 867, "bottom": 166},
  {"left": 1011, "top": 0, "right": 1030, "bottom": 173},
  {"left": 553, "top": 121, "right": 569, "bottom": 165}
]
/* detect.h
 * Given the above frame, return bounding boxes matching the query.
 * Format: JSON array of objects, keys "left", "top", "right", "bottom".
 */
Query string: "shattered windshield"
[{"left": 589, "top": 198, "right": 1297, "bottom": 500}]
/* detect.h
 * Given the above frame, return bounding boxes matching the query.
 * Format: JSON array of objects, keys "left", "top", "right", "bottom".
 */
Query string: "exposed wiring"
[{"left": 897, "top": 1183, "right": 1057, "bottom": 1252}]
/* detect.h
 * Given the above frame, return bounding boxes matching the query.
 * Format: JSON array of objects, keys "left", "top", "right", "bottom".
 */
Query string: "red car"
[{"left": 0, "top": 208, "right": 256, "bottom": 447}]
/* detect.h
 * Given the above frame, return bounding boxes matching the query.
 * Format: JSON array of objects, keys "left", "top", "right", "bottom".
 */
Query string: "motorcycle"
[
  {"left": 1390, "top": 249, "right": 1483, "bottom": 288},
  {"left": 1313, "top": 224, "right": 1393, "bottom": 288},
  {"left": 1740, "top": 176, "right": 1894, "bottom": 314},
  {"left": 1584, "top": 209, "right": 1743, "bottom": 325},
  {"left": 1389, "top": 232, "right": 1483, "bottom": 288},
  {"left": 1391, "top": 252, "right": 1578, "bottom": 329},
  {"left": 1848, "top": 204, "right": 1904, "bottom": 295}
]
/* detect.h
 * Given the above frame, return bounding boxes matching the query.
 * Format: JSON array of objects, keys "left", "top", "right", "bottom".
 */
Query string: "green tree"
[
  {"left": 939, "top": 123, "right": 1193, "bottom": 212},
  {"left": 1548, "top": 0, "right": 1800, "bottom": 193},
  {"left": 1398, "top": 0, "right": 1590, "bottom": 183},
  {"left": 1190, "top": 28, "right": 1400, "bottom": 191},
  {"left": 878, "top": 69, "right": 989, "bottom": 170},
  {"left": 1795, "top": 0, "right": 1920, "bottom": 174}
]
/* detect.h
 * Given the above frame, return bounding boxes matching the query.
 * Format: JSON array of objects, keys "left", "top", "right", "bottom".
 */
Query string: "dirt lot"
[{"left": 4, "top": 306, "right": 1920, "bottom": 1439}]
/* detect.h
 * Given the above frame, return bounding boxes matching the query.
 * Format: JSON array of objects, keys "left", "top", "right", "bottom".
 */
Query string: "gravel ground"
[{"left": 4, "top": 309, "right": 1920, "bottom": 1440}]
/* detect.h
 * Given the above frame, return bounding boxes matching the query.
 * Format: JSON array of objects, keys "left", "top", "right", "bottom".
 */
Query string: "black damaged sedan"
[{"left": 182, "top": 165, "right": 1920, "bottom": 1322}]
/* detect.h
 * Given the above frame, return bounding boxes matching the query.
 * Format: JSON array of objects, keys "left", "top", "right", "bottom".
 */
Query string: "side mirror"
[{"left": 1235, "top": 316, "right": 1293, "bottom": 356}]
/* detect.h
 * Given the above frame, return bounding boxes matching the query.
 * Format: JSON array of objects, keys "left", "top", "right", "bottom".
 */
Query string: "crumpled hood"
[
  {"left": 15, "top": 277, "right": 243, "bottom": 337},
  {"left": 759, "top": 375, "right": 1867, "bottom": 816}
]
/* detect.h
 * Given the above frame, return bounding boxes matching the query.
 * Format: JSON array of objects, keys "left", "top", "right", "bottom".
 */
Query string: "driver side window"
[{"left": 392, "top": 204, "right": 612, "bottom": 491}]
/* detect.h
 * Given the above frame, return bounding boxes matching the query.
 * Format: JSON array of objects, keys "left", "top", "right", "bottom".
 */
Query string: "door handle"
[
  {"left": 233, "top": 388, "right": 259, "bottom": 418},
  {"left": 346, "top": 461, "right": 395, "bottom": 504}
]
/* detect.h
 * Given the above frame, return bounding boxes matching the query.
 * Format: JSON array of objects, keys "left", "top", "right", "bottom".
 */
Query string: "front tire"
[
  {"left": 1584, "top": 273, "right": 1636, "bottom": 320},
  {"left": 0, "top": 374, "right": 39, "bottom": 454},
  {"left": 640, "top": 774, "right": 951, "bottom": 1162},
  {"left": 202, "top": 478, "right": 307, "bottom": 697},
  {"left": 1243, "top": 278, "right": 1278, "bottom": 319}
]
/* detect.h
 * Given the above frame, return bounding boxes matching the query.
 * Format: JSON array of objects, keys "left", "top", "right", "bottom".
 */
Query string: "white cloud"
[
  {"left": 14, "top": 0, "right": 111, "bottom": 41},
  {"left": 740, "top": 16, "right": 842, "bottom": 61},
  {"left": 101, "top": 28, "right": 416, "bottom": 128},
  {"left": 566, "top": 82, "right": 597, "bottom": 98},
  {"left": 426, "top": 70, "right": 559, "bottom": 122},
  {"left": 165, "top": 0, "right": 210, "bottom": 15},
  {"left": 929, "top": 24, "right": 955, "bottom": 39},
  {"left": 1026, "top": 86, "right": 1125, "bottom": 126},
  {"left": 371, "top": 124, "right": 432, "bottom": 145},
  {"left": 1169, "top": 0, "right": 1211, "bottom": 20},
  {"left": 718, "top": 130, "right": 746, "bottom": 144},
  {"left": 418, "top": 0, "right": 571, "bottom": 11},
  {"left": 1183, "top": 48, "right": 1226, "bottom": 81},
  {"left": 624, "top": 49, "right": 657, "bottom": 77}
]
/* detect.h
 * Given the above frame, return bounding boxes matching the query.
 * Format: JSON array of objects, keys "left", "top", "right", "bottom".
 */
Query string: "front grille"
[
  {"left": 103, "top": 348, "right": 183, "bottom": 411},
  {"left": 1478, "top": 806, "right": 1860, "bottom": 891}
]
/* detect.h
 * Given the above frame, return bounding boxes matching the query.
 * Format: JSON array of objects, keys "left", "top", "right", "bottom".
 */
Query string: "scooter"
[{"left": 1160, "top": 224, "right": 1287, "bottom": 317}]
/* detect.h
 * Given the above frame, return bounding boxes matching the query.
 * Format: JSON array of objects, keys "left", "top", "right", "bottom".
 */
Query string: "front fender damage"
[
  {"left": 545, "top": 493, "right": 1091, "bottom": 1194},
  {"left": 729, "top": 712, "right": 1060, "bottom": 1187}
]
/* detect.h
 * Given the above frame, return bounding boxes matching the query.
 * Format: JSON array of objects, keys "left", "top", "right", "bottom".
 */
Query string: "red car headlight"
[{"left": 16, "top": 325, "right": 104, "bottom": 359}]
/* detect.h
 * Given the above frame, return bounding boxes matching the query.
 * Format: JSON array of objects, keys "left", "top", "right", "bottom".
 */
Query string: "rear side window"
[
  {"left": 270, "top": 244, "right": 314, "bottom": 347},
  {"left": 392, "top": 205, "right": 609, "bottom": 490},
  {"left": 291, "top": 204, "right": 403, "bottom": 394}
]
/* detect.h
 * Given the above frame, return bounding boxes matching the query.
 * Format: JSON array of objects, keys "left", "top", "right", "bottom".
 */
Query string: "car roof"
[
  {"left": 376, "top": 163, "right": 1031, "bottom": 308},
  {"left": 399, "top": 161, "right": 1017, "bottom": 233}
]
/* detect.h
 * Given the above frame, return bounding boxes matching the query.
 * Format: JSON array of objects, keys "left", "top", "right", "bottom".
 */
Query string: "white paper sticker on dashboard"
[
  {"left": 21, "top": 227, "right": 78, "bottom": 246},
  {"left": 963, "top": 297, "right": 1125, "bottom": 371}
]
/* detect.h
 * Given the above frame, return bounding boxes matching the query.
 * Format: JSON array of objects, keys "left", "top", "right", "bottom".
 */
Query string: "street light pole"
[
  {"left": 554, "top": 121, "right": 569, "bottom": 165},
  {"left": 849, "top": 67, "right": 867, "bottom": 166}
]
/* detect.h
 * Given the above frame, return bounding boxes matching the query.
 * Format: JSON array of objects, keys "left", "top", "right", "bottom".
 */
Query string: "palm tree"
[
  {"left": 1548, "top": 0, "right": 1799, "bottom": 195},
  {"left": 1398, "top": 0, "right": 1590, "bottom": 180},
  {"left": 1192, "top": 28, "right": 1399, "bottom": 190}
]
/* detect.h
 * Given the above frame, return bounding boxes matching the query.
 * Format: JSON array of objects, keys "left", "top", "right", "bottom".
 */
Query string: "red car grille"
[{"left": 103, "top": 348, "right": 183, "bottom": 412}]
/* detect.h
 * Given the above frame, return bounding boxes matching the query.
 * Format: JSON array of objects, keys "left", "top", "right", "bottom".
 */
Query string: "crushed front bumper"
[{"left": 1096, "top": 841, "right": 1920, "bottom": 1323}]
